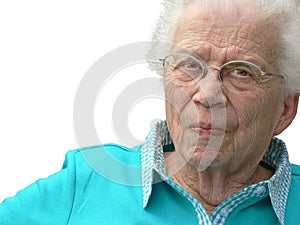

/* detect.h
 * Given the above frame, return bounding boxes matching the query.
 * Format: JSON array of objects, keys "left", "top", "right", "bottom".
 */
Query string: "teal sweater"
[{"left": 0, "top": 144, "right": 299, "bottom": 225}]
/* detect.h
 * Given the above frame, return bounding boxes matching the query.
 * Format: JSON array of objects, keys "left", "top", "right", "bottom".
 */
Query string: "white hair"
[{"left": 148, "top": 0, "right": 300, "bottom": 95}]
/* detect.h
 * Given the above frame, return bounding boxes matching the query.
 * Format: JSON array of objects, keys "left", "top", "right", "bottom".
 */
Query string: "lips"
[{"left": 190, "top": 123, "right": 226, "bottom": 136}]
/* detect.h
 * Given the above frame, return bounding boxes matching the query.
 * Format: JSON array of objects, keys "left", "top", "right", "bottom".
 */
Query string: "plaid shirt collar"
[{"left": 141, "top": 120, "right": 292, "bottom": 225}]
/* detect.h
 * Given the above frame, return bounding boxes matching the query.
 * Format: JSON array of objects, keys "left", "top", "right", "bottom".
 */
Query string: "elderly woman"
[{"left": 1, "top": 0, "right": 300, "bottom": 224}]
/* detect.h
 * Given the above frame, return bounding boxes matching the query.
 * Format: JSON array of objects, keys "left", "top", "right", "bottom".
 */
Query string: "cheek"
[
  {"left": 165, "top": 79, "right": 193, "bottom": 110},
  {"left": 165, "top": 79, "right": 195, "bottom": 144},
  {"left": 233, "top": 87, "right": 280, "bottom": 129},
  {"left": 229, "top": 86, "right": 283, "bottom": 150}
]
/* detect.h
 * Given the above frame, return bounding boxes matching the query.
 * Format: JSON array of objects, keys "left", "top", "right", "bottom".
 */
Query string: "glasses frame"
[{"left": 159, "top": 53, "right": 284, "bottom": 85}]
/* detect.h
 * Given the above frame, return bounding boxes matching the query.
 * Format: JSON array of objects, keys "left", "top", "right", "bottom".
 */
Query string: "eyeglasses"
[{"left": 159, "top": 53, "right": 284, "bottom": 91}]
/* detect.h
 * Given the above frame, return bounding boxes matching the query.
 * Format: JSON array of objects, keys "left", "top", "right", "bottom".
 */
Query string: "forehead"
[{"left": 173, "top": 1, "right": 278, "bottom": 64}]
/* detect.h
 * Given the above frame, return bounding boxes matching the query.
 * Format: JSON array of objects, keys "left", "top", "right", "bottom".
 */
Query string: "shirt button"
[
  {"left": 255, "top": 186, "right": 266, "bottom": 195},
  {"left": 220, "top": 207, "right": 230, "bottom": 217}
]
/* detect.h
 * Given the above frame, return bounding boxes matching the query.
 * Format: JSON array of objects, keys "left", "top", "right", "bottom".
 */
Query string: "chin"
[{"left": 181, "top": 145, "right": 223, "bottom": 170}]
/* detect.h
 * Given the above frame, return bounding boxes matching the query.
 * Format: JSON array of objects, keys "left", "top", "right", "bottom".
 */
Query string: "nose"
[{"left": 192, "top": 70, "right": 227, "bottom": 108}]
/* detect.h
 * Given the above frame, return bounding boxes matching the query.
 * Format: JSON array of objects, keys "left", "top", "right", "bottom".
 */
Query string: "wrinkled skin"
[{"left": 164, "top": 1, "right": 299, "bottom": 213}]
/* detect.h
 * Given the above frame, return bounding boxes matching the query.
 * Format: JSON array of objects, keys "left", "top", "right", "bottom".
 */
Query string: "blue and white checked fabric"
[{"left": 141, "top": 120, "right": 292, "bottom": 225}]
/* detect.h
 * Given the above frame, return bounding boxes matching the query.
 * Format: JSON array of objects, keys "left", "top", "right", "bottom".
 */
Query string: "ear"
[{"left": 273, "top": 94, "right": 299, "bottom": 135}]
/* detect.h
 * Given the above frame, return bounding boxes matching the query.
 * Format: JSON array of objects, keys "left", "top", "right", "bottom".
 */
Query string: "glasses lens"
[
  {"left": 220, "top": 61, "right": 261, "bottom": 91},
  {"left": 164, "top": 54, "right": 205, "bottom": 81}
]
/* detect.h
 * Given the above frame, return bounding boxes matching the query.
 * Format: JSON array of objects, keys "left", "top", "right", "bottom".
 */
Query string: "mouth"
[{"left": 190, "top": 123, "right": 226, "bottom": 137}]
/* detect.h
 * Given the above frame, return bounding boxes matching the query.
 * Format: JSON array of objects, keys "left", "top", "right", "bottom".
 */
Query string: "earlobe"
[{"left": 273, "top": 95, "right": 299, "bottom": 135}]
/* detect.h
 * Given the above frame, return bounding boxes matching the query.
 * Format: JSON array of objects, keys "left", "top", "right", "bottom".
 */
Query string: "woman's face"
[{"left": 165, "top": 3, "right": 289, "bottom": 171}]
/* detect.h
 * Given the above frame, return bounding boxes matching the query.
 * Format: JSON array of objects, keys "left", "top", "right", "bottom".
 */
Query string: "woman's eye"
[
  {"left": 231, "top": 68, "right": 251, "bottom": 77},
  {"left": 177, "top": 61, "right": 201, "bottom": 71},
  {"left": 183, "top": 62, "right": 198, "bottom": 69}
]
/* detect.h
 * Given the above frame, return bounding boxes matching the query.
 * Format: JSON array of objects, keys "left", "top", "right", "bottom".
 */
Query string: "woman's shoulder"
[
  {"left": 290, "top": 164, "right": 300, "bottom": 192},
  {"left": 284, "top": 164, "right": 300, "bottom": 224},
  {"left": 291, "top": 163, "right": 300, "bottom": 177},
  {"left": 68, "top": 143, "right": 142, "bottom": 168}
]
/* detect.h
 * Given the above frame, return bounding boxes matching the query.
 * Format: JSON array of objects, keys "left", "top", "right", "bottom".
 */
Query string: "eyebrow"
[{"left": 170, "top": 50, "right": 205, "bottom": 61}]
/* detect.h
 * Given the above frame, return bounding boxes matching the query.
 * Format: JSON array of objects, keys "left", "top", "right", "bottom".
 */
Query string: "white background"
[{"left": 0, "top": 0, "right": 299, "bottom": 202}]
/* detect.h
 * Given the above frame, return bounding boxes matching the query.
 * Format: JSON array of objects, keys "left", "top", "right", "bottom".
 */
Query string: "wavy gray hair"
[{"left": 148, "top": 0, "right": 300, "bottom": 95}]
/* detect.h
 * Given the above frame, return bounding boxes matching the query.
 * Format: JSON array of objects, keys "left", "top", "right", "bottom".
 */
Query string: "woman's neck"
[{"left": 166, "top": 152, "right": 274, "bottom": 214}]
